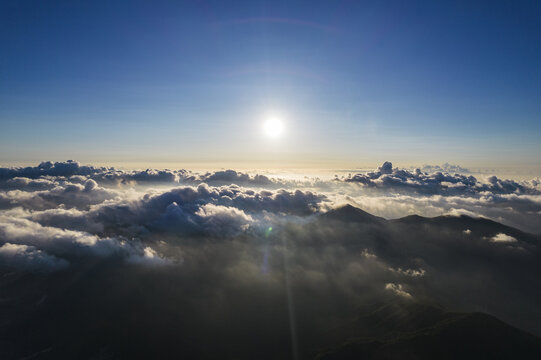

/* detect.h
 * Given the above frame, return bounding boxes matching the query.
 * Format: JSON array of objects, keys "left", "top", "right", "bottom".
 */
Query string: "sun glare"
[{"left": 264, "top": 117, "right": 284, "bottom": 138}]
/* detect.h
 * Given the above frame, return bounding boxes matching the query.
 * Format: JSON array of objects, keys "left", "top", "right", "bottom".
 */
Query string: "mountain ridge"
[
  {"left": 316, "top": 301, "right": 541, "bottom": 360},
  {"left": 321, "top": 204, "right": 540, "bottom": 240}
]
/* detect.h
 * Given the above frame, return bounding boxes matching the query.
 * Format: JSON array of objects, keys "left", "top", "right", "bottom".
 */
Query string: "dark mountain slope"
[
  {"left": 320, "top": 204, "right": 386, "bottom": 224},
  {"left": 310, "top": 205, "right": 541, "bottom": 338},
  {"left": 393, "top": 213, "right": 539, "bottom": 242},
  {"left": 317, "top": 301, "right": 541, "bottom": 360}
]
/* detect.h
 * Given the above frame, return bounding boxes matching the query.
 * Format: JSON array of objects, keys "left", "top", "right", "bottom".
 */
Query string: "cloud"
[
  {"left": 2, "top": 161, "right": 538, "bottom": 200},
  {"left": 0, "top": 160, "right": 100, "bottom": 180},
  {"left": 1, "top": 177, "right": 59, "bottom": 191},
  {"left": 0, "top": 242, "right": 69, "bottom": 272},
  {"left": 389, "top": 267, "right": 426, "bottom": 277},
  {"left": 198, "top": 170, "right": 275, "bottom": 187},
  {"left": 147, "top": 184, "right": 325, "bottom": 216},
  {"left": 2, "top": 160, "right": 540, "bottom": 235},
  {"left": 0, "top": 214, "right": 169, "bottom": 266},
  {"left": 0, "top": 175, "right": 330, "bottom": 275},
  {"left": 94, "top": 168, "right": 184, "bottom": 185},
  {"left": 421, "top": 163, "right": 470, "bottom": 174},
  {"left": 0, "top": 161, "right": 293, "bottom": 189},
  {"left": 342, "top": 161, "right": 539, "bottom": 196},
  {"left": 0, "top": 180, "right": 119, "bottom": 211},
  {"left": 1, "top": 159, "right": 541, "bottom": 358},
  {"left": 385, "top": 283, "right": 412, "bottom": 298},
  {"left": 489, "top": 233, "right": 518, "bottom": 243},
  {"left": 151, "top": 201, "right": 254, "bottom": 237},
  {"left": 102, "top": 184, "right": 325, "bottom": 238},
  {"left": 195, "top": 204, "right": 254, "bottom": 236},
  {"left": 126, "top": 246, "right": 172, "bottom": 266}
]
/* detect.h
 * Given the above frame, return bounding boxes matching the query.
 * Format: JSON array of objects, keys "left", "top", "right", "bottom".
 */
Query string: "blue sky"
[{"left": 1, "top": 0, "right": 540, "bottom": 170}]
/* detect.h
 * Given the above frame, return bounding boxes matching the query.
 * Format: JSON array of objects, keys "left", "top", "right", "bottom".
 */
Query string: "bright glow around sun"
[{"left": 264, "top": 117, "right": 284, "bottom": 138}]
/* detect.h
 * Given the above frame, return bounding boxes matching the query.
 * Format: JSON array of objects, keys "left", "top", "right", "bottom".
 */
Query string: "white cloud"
[
  {"left": 389, "top": 267, "right": 426, "bottom": 277},
  {"left": 489, "top": 233, "right": 517, "bottom": 243},
  {"left": 195, "top": 204, "right": 254, "bottom": 236},
  {"left": 385, "top": 283, "right": 412, "bottom": 298},
  {"left": 0, "top": 214, "right": 169, "bottom": 266},
  {"left": 343, "top": 161, "right": 539, "bottom": 196},
  {"left": 126, "top": 246, "right": 172, "bottom": 266}
]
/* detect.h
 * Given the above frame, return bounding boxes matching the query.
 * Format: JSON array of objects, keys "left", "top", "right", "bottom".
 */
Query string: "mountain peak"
[{"left": 321, "top": 204, "right": 386, "bottom": 224}]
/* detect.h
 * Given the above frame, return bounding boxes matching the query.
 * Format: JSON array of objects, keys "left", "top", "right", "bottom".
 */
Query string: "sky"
[{"left": 1, "top": 0, "right": 540, "bottom": 171}]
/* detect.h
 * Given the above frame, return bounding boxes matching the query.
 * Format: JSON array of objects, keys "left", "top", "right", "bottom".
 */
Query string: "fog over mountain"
[{"left": 0, "top": 161, "right": 540, "bottom": 359}]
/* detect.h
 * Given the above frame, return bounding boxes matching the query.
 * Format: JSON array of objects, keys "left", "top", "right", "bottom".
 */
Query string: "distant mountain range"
[
  {"left": 322, "top": 204, "right": 538, "bottom": 243},
  {"left": 312, "top": 205, "right": 541, "bottom": 358},
  {"left": 316, "top": 300, "right": 541, "bottom": 359},
  {"left": 1, "top": 204, "right": 540, "bottom": 359}
]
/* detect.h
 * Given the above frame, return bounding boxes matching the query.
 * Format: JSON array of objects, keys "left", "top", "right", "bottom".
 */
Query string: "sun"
[{"left": 264, "top": 117, "right": 284, "bottom": 138}]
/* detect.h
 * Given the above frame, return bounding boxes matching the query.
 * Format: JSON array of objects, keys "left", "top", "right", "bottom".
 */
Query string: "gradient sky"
[{"left": 1, "top": 0, "right": 540, "bottom": 170}]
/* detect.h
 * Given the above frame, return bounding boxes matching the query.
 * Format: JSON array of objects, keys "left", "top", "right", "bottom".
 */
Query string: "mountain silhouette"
[
  {"left": 316, "top": 300, "right": 541, "bottom": 359},
  {"left": 320, "top": 204, "right": 540, "bottom": 246},
  {"left": 320, "top": 204, "right": 386, "bottom": 224}
]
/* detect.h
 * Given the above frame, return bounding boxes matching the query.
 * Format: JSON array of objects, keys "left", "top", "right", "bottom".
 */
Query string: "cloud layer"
[
  {"left": 0, "top": 160, "right": 540, "bottom": 271},
  {"left": 1, "top": 161, "right": 541, "bottom": 358},
  {"left": 342, "top": 161, "right": 540, "bottom": 196}
]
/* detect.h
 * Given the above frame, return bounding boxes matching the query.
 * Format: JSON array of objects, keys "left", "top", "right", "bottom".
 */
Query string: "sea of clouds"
[
  {"left": 0, "top": 159, "right": 540, "bottom": 273},
  {"left": 1, "top": 159, "right": 541, "bottom": 360}
]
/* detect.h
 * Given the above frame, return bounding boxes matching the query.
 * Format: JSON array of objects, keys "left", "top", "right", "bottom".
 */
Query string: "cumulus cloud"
[
  {"left": 0, "top": 167, "right": 332, "bottom": 274},
  {"left": 0, "top": 180, "right": 119, "bottom": 211},
  {"left": 0, "top": 242, "right": 69, "bottom": 272},
  {"left": 342, "top": 161, "right": 539, "bottom": 196},
  {"left": 0, "top": 213, "right": 169, "bottom": 267},
  {"left": 126, "top": 246, "right": 172, "bottom": 265},
  {"left": 0, "top": 160, "right": 100, "bottom": 180},
  {"left": 489, "top": 233, "right": 518, "bottom": 243},
  {"left": 195, "top": 204, "right": 254, "bottom": 236},
  {"left": 41, "top": 183, "right": 321, "bottom": 240},
  {"left": 0, "top": 161, "right": 295, "bottom": 190},
  {"left": 147, "top": 184, "right": 325, "bottom": 216},
  {"left": 151, "top": 200, "right": 255, "bottom": 237},
  {"left": 198, "top": 170, "right": 276, "bottom": 187},
  {"left": 421, "top": 163, "right": 470, "bottom": 174},
  {"left": 385, "top": 283, "right": 412, "bottom": 298},
  {"left": 1, "top": 177, "right": 59, "bottom": 191}
]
